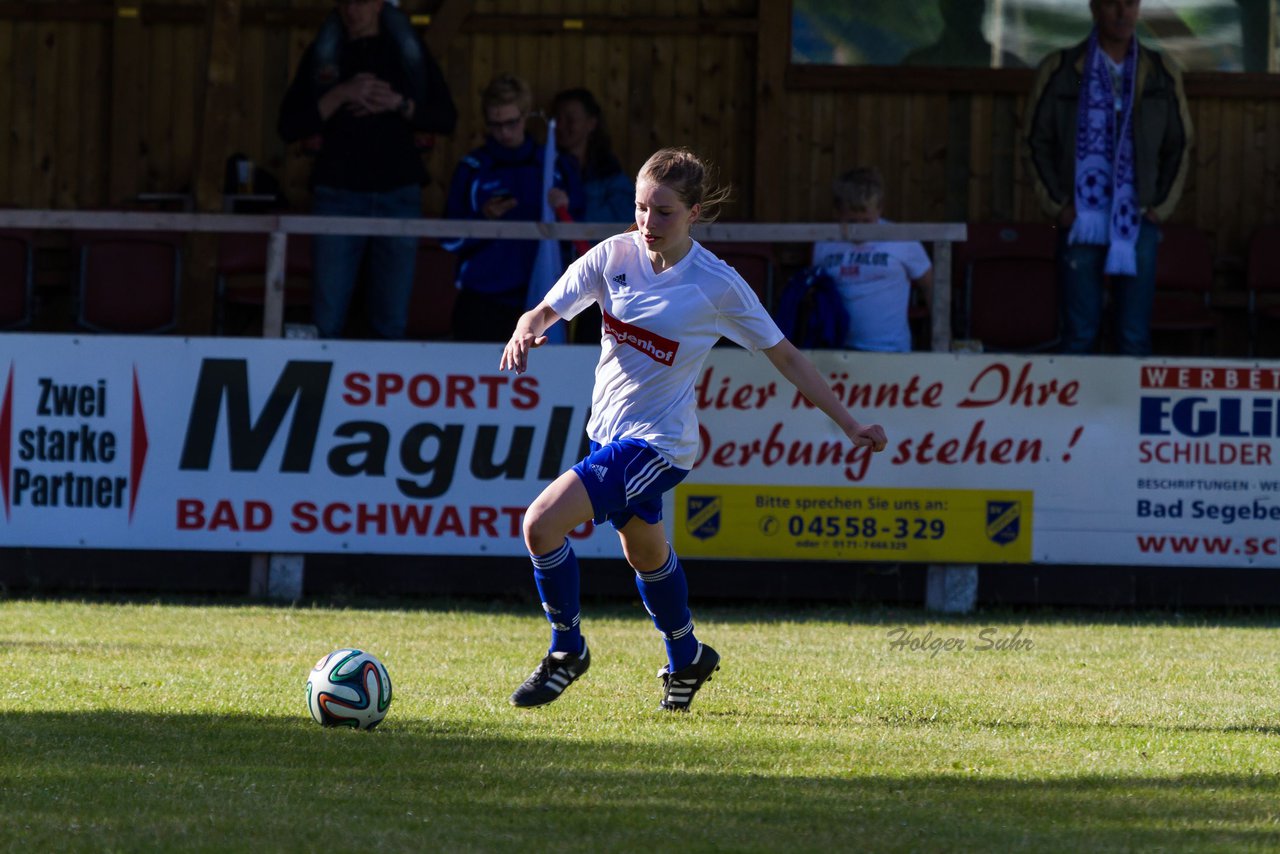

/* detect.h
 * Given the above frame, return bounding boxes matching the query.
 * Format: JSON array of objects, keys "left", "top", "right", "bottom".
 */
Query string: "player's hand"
[
  {"left": 500, "top": 331, "right": 548, "bottom": 374},
  {"left": 847, "top": 422, "right": 888, "bottom": 452}
]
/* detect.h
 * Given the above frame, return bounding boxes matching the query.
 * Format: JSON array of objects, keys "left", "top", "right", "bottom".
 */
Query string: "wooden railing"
[{"left": 0, "top": 210, "right": 965, "bottom": 349}]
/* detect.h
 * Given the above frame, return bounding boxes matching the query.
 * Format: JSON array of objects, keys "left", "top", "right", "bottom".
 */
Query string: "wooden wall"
[
  {"left": 0, "top": 0, "right": 1277, "bottom": 268},
  {"left": 363, "top": 0, "right": 760, "bottom": 220},
  {"left": 770, "top": 85, "right": 1280, "bottom": 264}
]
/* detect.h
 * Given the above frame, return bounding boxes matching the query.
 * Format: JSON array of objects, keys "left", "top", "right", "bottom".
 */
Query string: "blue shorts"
[{"left": 571, "top": 438, "right": 690, "bottom": 530}]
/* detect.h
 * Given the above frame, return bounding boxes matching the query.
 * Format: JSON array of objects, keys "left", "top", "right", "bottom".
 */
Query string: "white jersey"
[
  {"left": 546, "top": 231, "right": 784, "bottom": 469},
  {"left": 813, "top": 220, "right": 932, "bottom": 352}
]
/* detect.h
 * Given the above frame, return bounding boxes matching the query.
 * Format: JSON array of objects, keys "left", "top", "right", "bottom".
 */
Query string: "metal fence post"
[
  {"left": 926, "top": 233, "right": 975, "bottom": 613},
  {"left": 263, "top": 229, "right": 287, "bottom": 338}
]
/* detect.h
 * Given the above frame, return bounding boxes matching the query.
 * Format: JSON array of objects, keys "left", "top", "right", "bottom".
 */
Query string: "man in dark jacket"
[
  {"left": 1025, "top": 0, "right": 1192, "bottom": 356},
  {"left": 278, "top": 0, "right": 456, "bottom": 339}
]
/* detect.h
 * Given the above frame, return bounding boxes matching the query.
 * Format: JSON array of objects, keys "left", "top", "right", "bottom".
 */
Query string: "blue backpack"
[{"left": 775, "top": 267, "right": 850, "bottom": 349}]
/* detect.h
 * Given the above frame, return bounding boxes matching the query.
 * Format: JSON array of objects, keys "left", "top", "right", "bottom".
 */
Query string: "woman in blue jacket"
[
  {"left": 551, "top": 88, "right": 634, "bottom": 225},
  {"left": 550, "top": 87, "right": 633, "bottom": 342}
]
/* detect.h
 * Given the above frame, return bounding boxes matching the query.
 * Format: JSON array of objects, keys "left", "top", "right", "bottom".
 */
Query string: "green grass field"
[{"left": 1, "top": 596, "right": 1278, "bottom": 852}]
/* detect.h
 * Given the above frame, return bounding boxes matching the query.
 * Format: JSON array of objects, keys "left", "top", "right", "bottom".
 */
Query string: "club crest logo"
[
  {"left": 986, "top": 501, "right": 1021, "bottom": 546},
  {"left": 685, "top": 495, "right": 721, "bottom": 541}
]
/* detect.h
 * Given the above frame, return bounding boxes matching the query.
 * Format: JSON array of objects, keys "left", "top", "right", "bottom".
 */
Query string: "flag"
[{"left": 527, "top": 118, "right": 565, "bottom": 343}]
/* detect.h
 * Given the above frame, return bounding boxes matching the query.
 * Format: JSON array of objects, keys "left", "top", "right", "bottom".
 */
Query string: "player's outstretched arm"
[
  {"left": 763, "top": 339, "right": 888, "bottom": 451},
  {"left": 500, "top": 302, "right": 562, "bottom": 374}
]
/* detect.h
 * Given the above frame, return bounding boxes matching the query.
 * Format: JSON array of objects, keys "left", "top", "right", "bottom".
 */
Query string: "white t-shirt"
[
  {"left": 546, "top": 232, "right": 784, "bottom": 468},
  {"left": 812, "top": 222, "right": 932, "bottom": 352}
]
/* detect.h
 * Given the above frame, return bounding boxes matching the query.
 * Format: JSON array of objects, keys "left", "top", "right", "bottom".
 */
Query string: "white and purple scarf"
[{"left": 1069, "top": 28, "right": 1140, "bottom": 275}]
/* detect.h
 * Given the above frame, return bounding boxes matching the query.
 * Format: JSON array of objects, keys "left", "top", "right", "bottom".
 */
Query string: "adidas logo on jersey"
[
  {"left": 612, "top": 273, "right": 627, "bottom": 285},
  {"left": 591, "top": 464, "right": 609, "bottom": 482}
]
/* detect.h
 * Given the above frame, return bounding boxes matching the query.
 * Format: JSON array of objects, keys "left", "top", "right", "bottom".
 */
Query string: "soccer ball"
[
  {"left": 1077, "top": 168, "right": 1110, "bottom": 209},
  {"left": 305, "top": 649, "right": 392, "bottom": 730}
]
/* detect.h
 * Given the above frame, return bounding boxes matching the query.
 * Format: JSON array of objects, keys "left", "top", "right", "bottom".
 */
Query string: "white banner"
[{"left": 0, "top": 334, "right": 1276, "bottom": 567}]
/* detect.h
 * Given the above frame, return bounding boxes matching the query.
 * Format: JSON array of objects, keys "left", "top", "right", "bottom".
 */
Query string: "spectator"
[
  {"left": 443, "top": 73, "right": 585, "bottom": 342},
  {"left": 810, "top": 167, "right": 933, "bottom": 352},
  {"left": 278, "top": 0, "right": 456, "bottom": 339},
  {"left": 1025, "top": 0, "right": 1193, "bottom": 356},
  {"left": 551, "top": 88, "right": 634, "bottom": 224},
  {"left": 550, "top": 88, "right": 634, "bottom": 343}
]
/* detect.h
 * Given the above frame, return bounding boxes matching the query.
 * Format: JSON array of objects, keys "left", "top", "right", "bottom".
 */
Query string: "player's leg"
[
  {"left": 524, "top": 470, "right": 593, "bottom": 656},
  {"left": 509, "top": 470, "right": 594, "bottom": 708},
  {"left": 618, "top": 518, "right": 696, "bottom": 667},
  {"left": 618, "top": 514, "right": 719, "bottom": 712},
  {"left": 524, "top": 469, "right": 594, "bottom": 556}
]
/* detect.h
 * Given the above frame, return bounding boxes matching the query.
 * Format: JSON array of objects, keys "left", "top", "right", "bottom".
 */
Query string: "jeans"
[
  {"left": 311, "top": 184, "right": 421, "bottom": 339},
  {"left": 1058, "top": 219, "right": 1160, "bottom": 356}
]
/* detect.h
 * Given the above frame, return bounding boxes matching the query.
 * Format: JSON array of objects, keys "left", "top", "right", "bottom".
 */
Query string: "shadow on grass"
[
  {"left": 2, "top": 710, "right": 1277, "bottom": 853},
  {"left": 364, "top": 596, "right": 1280, "bottom": 632},
  {"left": 5, "top": 590, "right": 1280, "bottom": 632}
]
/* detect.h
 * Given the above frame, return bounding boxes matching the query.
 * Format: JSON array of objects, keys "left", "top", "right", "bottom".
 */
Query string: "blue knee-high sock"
[
  {"left": 634, "top": 545, "right": 698, "bottom": 672},
  {"left": 531, "top": 539, "right": 584, "bottom": 656}
]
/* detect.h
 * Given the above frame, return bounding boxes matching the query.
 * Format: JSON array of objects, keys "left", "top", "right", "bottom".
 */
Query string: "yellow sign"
[{"left": 674, "top": 485, "right": 1033, "bottom": 563}]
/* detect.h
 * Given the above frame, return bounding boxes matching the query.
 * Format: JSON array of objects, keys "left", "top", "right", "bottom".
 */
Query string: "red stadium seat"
[
  {"left": 701, "top": 241, "right": 777, "bottom": 310},
  {"left": 73, "top": 230, "right": 182, "bottom": 334},
  {"left": 215, "top": 232, "right": 313, "bottom": 334},
  {"left": 1150, "top": 223, "right": 1218, "bottom": 355},
  {"left": 404, "top": 239, "right": 459, "bottom": 340},
  {"left": 1245, "top": 224, "right": 1280, "bottom": 356},
  {"left": 0, "top": 229, "right": 34, "bottom": 330},
  {"left": 954, "top": 222, "right": 1059, "bottom": 352}
]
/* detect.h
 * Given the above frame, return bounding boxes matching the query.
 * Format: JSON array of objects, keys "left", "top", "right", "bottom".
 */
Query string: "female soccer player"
[{"left": 500, "top": 147, "right": 888, "bottom": 711}]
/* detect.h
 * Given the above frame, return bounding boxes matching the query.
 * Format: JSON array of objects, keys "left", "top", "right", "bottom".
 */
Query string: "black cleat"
[
  {"left": 658, "top": 643, "right": 720, "bottom": 711},
  {"left": 509, "top": 641, "right": 590, "bottom": 708}
]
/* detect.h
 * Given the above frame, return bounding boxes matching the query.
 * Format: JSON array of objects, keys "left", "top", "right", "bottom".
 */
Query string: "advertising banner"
[
  {"left": 674, "top": 352, "right": 1280, "bottom": 567},
  {"left": 0, "top": 336, "right": 616, "bottom": 556},
  {"left": 1, "top": 335, "right": 1276, "bottom": 567}
]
